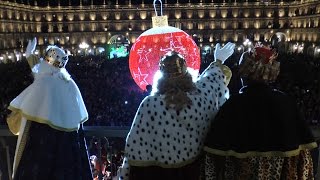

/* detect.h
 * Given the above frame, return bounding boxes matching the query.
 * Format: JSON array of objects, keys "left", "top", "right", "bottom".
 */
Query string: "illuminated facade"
[{"left": 0, "top": 0, "right": 319, "bottom": 61}]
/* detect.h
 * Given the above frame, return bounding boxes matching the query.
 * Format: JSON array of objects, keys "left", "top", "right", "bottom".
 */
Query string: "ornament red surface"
[{"left": 129, "top": 26, "right": 200, "bottom": 90}]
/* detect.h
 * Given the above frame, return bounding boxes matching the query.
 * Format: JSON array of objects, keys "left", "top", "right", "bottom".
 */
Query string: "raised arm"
[
  {"left": 197, "top": 42, "right": 235, "bottom": 107},
  {"left": 199, "top": 42, "right": 235, "bottom": 85},
  {"left": 25, "top": 38, "right": 40, "bottom": 72}
]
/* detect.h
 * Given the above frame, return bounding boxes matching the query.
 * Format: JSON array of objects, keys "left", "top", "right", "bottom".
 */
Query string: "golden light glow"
[
  {"left": 80, "top": 24, "right": 85, "bottom": 31},
  {"left": 243, "top": 21, "right": 249, "bottom": 29},
  {"left": 90, "top": 13, "right": 96, "bottom": 21},
  {"left": 187, "top": 10, "right": 193, "bottom": 18},
  {"left": 296, "top": 33, "right": 301, "bottom": 40},
  {"left": 232, "top": 22, "right": 237, "bottom": 29},
  {"left": 130, "top": 36, "right": 137, "bottom": 43},
  {"left": 58, "top": 24, "right": 63, "bottom": 32},
  {"left": 67, "top": 13, "right": 74, "bottom": 21},
  {"left": 297, "top": 21, "right": 302, "bottom": 28},
  {"left": 221, "top": 21, "right": 226, "bottom": 29},
  {"left": 60, "top": 38, "right": 65, "bottom": 45},
  {"left": 254, "top": 33, "right": 260, "bottom": 41},
  {"left": 115, "top": 23, "right": 122, "bottom": 31},
  {"left": 221, "top": 9, "right": 227, "bottom": 18},
  {"left": 68, "top": 24, "right": 73, "bottom": 31},
  {"left": 255, "top": 10, "right": 261, "bottom": 17},
  {"left": 48, "top": 37, "right": 54, "bottom": 45},
  {"left": 175, "top": 10, "right": 181, "bottom": 19},
  {"left": 22, "top": 12, "right": 27, "bottom": 20},
  {"left": 36, "top": 24, "right": 41, "bottom": 32},
  {"left": 70, "top": 37, "right": 76, "bottom": 45},
  {"left": 91, "top": 37, "right": 97, "bottom": 44},
  {"left": 232, "top": 9, "right": 238, "bottom": 18},
  {"left": 233, "top": 34, "right": 238, "bottom": 42},
  {"left": 222, "top": 34, "right": 227, "bottom": 42},
  {"left": 209, "top": 22, "right": 215, "bottom": 29},
  {"left": 198, "top": 23, "right": 204, "bottom": 30},
  {"left": 278, "top": 9, "right": 284, "bottom": 17},
  {"left": 46, "top": 13, "right": 52, "bottom": 21},
  {"left": 141, "top": 23, "right": 146, "bottom": 31},
  {"left": 0, "top": 24, "right": 5, "bottom": 32},
  {"left": 307, "top": 34, "right": 312, "bottom": 41},
  {"left": 140, "top": 11, "right": 147, "bottom": 19},
  {"left": 209, "top": 36, "right": 214, "bottom": 42},
  {"left": 101, "top": 12, "right": 108, "bottom": 20},
  {"left": 312, "top": 34, "right": 317, "bottom": 42},
  {"left": 115, "top": 12, "right": 121, "bottom": 20},
  {"left": 79, "top": 13, "right": 85, "bottom": 21},
  {"left": 266, "top": 9, "right": 273, "bottom": 18},
  {"left": 90, "top": 23, "right": 96, "bottom": 31},
  {"left": 243, "top": 9, "right": 249, "bottom": 18},
  {"left": 57, "top": 13, "right": 63, "bottom": 21},
  {"left": 100, "top": 37, "right": 107, "bottom": 44},
  {"left": 198, "top": 10, "right": 204, "bottom": 18},
  {"left": 254, "top": 21, "right": 260, "bottom": 29},
  {"left": 7, "top": 10, "right": 12, "bottom": 19},
  {"left": 15, "top": 12, "right": 20, "bottom": 20},
  {"left": 128, "top": 13, "right": 134, "bottom": 20},
  {"left": 187, "top": 22, "right": 193, "bottom": 29}
]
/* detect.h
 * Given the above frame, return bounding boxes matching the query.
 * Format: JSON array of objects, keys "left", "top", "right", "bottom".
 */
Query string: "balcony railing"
[{"left": 1, "top": 125, "right": 319, "bottom": 180}]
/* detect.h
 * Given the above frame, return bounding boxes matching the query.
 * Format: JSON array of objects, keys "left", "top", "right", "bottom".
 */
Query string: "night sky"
[{"left": 6, "top": 0, "right": 289, "bottom": 7}]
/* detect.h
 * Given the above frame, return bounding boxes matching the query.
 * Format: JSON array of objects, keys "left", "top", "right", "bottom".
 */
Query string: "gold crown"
[{"left": 239, "top": 47, "right": 280, "bottom": 82}]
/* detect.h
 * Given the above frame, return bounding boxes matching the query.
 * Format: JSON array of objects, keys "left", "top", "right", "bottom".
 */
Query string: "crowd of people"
[
  {"left": 66, "top": 56, "right": 146, "bottom": 127},
  {"left": 0, "top": 52, "right": 319, "bottom": 127}
]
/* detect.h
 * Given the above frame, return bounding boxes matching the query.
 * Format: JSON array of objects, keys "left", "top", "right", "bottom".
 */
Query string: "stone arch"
[
  {"left": 306, "top": 45, "right": 316, "bottom": 57},
  {"left": 270, "top": 32, "right": 287, "bottom": 53},
  {"left": 107, "top": 34, "right": 130, "bottom": 59},
  {"left": 201, "top": 45, "right": 213, "bottom": 63},
  {"left": 108, "top": 34, "right": 130, "bottom": 45}
]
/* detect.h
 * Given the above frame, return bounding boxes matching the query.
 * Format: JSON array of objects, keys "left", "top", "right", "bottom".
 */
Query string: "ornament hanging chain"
[{"left": 153, "top": 0, "right": 163, "bottom": 16}]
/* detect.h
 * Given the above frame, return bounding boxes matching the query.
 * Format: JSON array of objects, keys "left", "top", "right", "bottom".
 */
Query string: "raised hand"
[
  {"left": 25, "top": 37, "right": 37, "bottom": 58},
  {"left": 214, "top": 42, "right": 236, "bottom": 64}
]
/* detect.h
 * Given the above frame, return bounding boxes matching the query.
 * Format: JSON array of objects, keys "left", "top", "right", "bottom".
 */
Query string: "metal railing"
[
  {"left": 0, "top": 125, "right": 130, "bottom": 180},
  {"left": 1, "top": 125, "right": 319, "bottom": 180}
]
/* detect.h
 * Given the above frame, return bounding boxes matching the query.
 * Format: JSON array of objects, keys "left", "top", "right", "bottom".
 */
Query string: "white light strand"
[{"left": 153, "top": 0, "right": 163, "bottom": 16}]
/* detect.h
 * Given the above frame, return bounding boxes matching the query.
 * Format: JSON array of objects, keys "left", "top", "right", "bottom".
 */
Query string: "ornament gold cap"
[
  {"left": 152, "top": 0, "right": 168, "bottom": 27},
  {"left": 152, "top": 15, "right": 169, "bottom": 27}
]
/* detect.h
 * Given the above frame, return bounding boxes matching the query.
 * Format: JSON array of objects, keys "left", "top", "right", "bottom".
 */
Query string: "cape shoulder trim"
[
  {"left": 204, "top": 142, "right": 317, "bottom": 158},
  {"left": 8, "top": 105, "right": 88, "bottom": 132},
  {"left": 128, "top": 155, "right": 198, "bottom": 168}
]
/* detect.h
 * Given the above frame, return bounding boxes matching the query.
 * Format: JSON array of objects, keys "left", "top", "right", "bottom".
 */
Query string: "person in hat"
[
  {"left": 6, "top": 38, "right": 92, "bottom": 180},
  {"left": 203, "top": 45, "right": 317, "bottom": 179},
  {"left": 119, "top": 42, "right": 235, "bottom": 180}
]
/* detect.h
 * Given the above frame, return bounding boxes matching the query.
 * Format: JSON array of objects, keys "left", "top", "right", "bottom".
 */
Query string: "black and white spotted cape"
[{"left": 119, "top": 62, "right": 229, "bottom": 180}]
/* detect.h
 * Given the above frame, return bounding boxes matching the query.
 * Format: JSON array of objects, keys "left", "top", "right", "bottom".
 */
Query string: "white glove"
[
  {"left": 25, "top": 37, "right": 37, "bottom": 58},
  {"left": 214, "top": 42, "right": 235, "bottom": 64}
]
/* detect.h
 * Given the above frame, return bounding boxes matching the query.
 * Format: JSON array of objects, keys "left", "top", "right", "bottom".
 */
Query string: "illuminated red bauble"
[{"left": 129, "top": 26, "right": 200, "bottom": 91}]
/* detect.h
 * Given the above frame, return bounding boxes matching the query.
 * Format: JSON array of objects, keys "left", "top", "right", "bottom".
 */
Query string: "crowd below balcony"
[{"left": 0, "top": 52, "right": 319, "bottom": 127}]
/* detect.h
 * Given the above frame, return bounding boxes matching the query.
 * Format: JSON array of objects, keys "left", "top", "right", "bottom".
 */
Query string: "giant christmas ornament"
[{"left": 129, "top": 6, "right": 200, "bottom": 91}]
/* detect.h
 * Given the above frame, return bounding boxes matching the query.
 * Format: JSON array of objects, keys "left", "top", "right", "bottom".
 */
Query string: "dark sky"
[{"left": 7, "top": 0, "right": 290, "bottom": 7}]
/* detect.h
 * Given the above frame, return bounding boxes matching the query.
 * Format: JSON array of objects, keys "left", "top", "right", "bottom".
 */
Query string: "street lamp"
[
  {"left": 79, "top": 42, "right": 89, "bottom": 49},
  {"left": 79, "top": 42, "right": 89, "bottom": 56}
]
